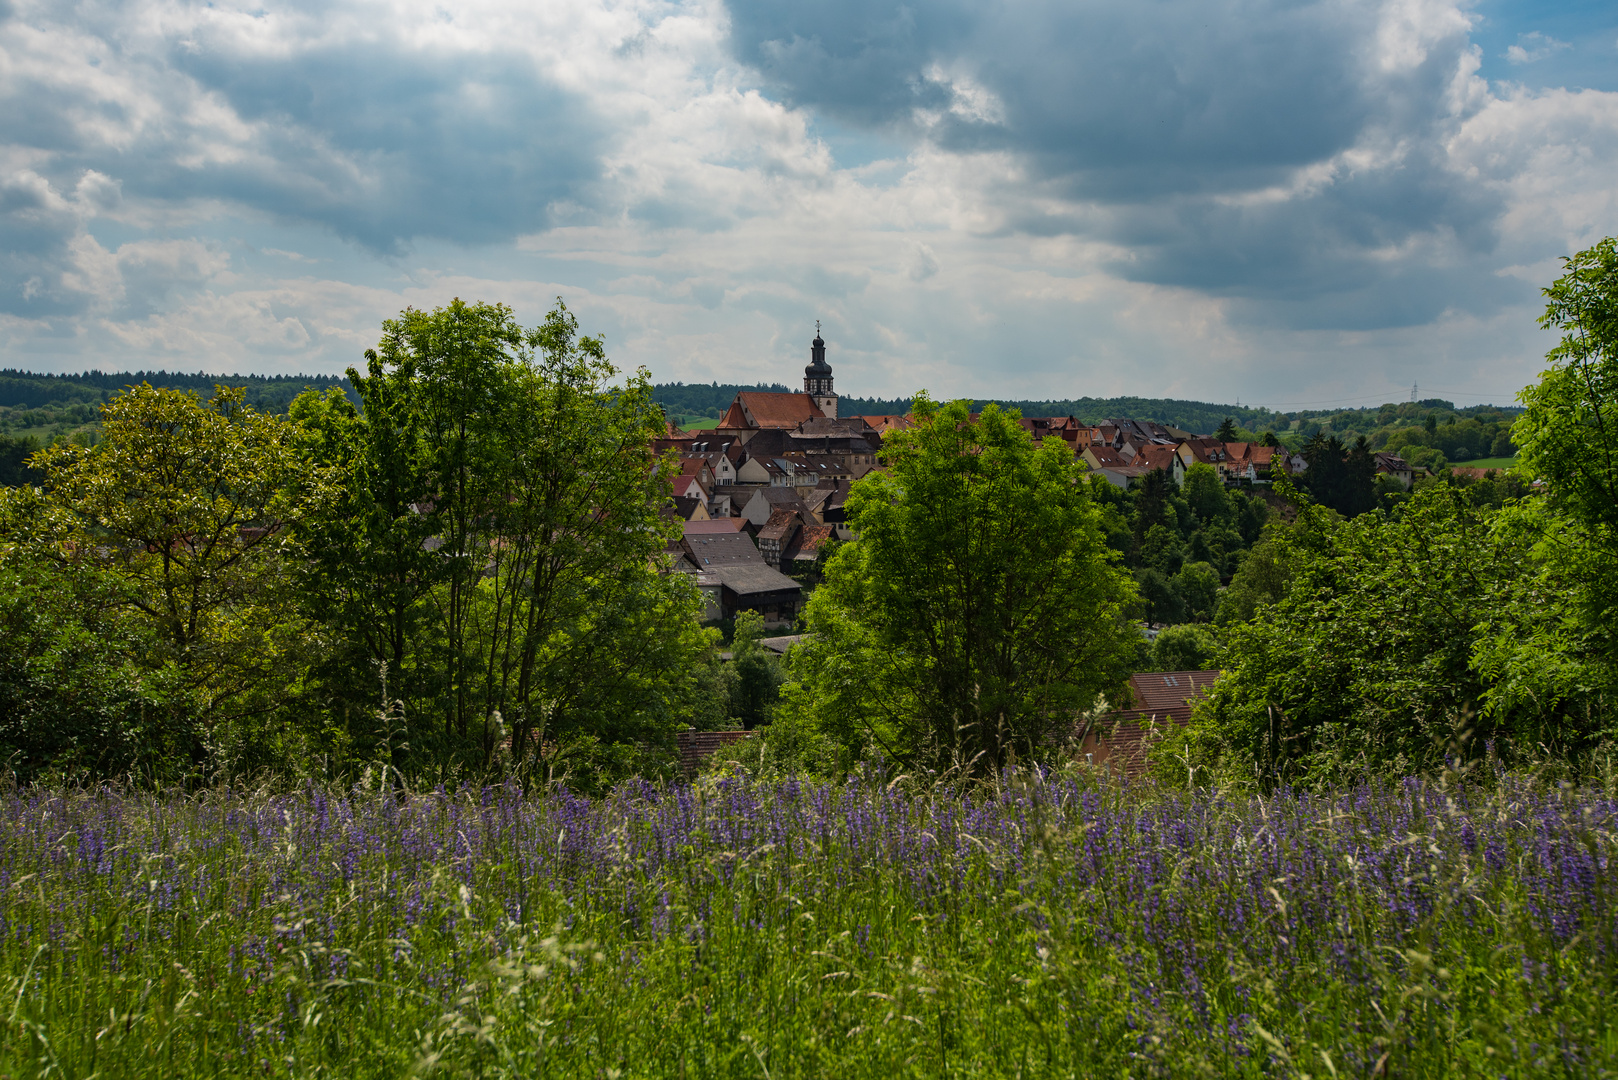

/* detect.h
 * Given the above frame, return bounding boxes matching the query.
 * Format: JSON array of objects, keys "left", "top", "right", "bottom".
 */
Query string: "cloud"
[
  {"left": 1506, "top": 32, "right": 1570, "bottom": 65},
  {"left": 0, "top": 0, "right": 1613, "bottom": 410},
  {"left": 723, "top": 0, "right": 1535, "bottom": 326},
  {"left": 0, "top": 0, "right": 604, "bottom": 255}
]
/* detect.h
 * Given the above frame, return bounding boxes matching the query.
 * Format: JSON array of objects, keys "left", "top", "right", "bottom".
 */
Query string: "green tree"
[
  {"left": 1182, "top": 462, "right": 1229, "bottom": 521},
  {"left": 1214, "top": 536, "right": 1290, "bottom": 625},
  {"left": 785, "top": 398, "right": 1139, "bottom": 773},
  {"left": 302, "top": 299, "right": 712, "bottom": 781},
  {"left": 1150, "top": 623, "right": 1219, "bottom": 672},
  {"left": 1215, "top": 417, "right": 1239, "bottom": 441},
  {"left": 1171, "top": 561, "right": 1220, "bottom": 623},
  {"left": 1180, "top": 485, "right": 1605, "bottom": 786},
  {"left": 728, "top": 611, "right": 784, "bottom": 729},
  {"left": 2, "top": 385, "right": 326, "bottom": 773}
]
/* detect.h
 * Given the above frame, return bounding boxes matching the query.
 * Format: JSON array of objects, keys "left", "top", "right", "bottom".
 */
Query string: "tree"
[
  {"left": 3, "top": 385, "right": 326, "bottom": 773},
  {"left": 1178, "top": 485, "right": 1607, "bottom": 786},
  {"left": 1516, "top": 237, "right": 1618, "bottom": 540},
  {"left": 1215, "top": 417, "right": 1239, "bottom": 441},
  {"left": 1171, "top": 561, "right": 1220, "bottom": 622},
  {"left": 1215, "top": 536, "right": 1290, "bottom": 625},
  {"left": 1150, "top": 624, "right": 1219, "bottom": 672},
  {"left": 785, "top": 398, "right": 1140, "bottom": 773},
  {"left": 1182, "top": 462, "right": 1229, "bottom": 521},
  {"left": 300, "top": 298, "right": 712, "bottom": 781}
]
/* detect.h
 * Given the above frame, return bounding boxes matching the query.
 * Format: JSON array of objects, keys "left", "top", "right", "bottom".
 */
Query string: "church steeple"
[{"left": 804, "top": 320, "right": 837, "bottom": 418}]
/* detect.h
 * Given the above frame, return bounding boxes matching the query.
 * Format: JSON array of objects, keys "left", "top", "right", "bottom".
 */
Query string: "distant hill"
[
  {"left": 0, "top": 370, "right": 356, "bottom": 413},
  {"left": 0, "top": 371, "right": 1523, "bottom": 445}
]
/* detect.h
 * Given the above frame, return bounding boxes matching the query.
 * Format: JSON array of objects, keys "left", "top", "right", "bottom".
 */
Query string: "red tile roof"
[
  {"left": 736, "top": 392, "right": 824, "bottom": 429},
  {"left": 1121, "top": 670, "right": 1219, "bottom": 721}
]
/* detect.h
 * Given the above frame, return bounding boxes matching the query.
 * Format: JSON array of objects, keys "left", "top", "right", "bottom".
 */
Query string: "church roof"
[{"left": 730, "top": 392, "right": 824, "bottom": 430}]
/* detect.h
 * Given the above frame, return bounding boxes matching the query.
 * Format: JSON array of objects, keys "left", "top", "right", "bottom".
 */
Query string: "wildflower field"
[{"left": 0, "top": 772, "right": 1614, "bottom": 1078}]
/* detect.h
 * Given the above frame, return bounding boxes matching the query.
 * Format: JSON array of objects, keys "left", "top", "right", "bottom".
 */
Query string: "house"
[
  {"left": 1374, "top": 451, "right": 1414, "bottom": 488},
  {"left": 1132, "top": 444, "right": 1178, "bottom": 476},
  {"left": 782, "top": 523, "right": 835, "bottom": 583},
  {"left": 683, "top": 444, "right": 739, "bottom": 486},
  {"left": 1073, "top": 670, "right": 1220, "bottom": 779},
  {"left": 757, "top": 508, "right": 803, "bottom": 568},
  {"left": 670, "top": 458, "right": 713, "bottom": 501},
  {"left": 678, "top": 532, "right": 803, "bottom": 624},
  {"left": 1081, "top": 446, "right": 1133, "bottom": 472},
  {"left": 735, "top": 486, "right": 814, "bottom": 529},
  {"left": 670, "top": 496, "right": 709, "bottom": 522}
]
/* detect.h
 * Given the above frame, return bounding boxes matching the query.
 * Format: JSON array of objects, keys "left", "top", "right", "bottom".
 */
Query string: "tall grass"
[{"left": 0, "top": 770, "right": 1613, "bottom": 1077}]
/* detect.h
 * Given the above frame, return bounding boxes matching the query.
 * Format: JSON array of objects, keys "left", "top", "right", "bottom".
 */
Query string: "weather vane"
[{"left": 815, "top": 319, "right": 821, "bottom": 335}]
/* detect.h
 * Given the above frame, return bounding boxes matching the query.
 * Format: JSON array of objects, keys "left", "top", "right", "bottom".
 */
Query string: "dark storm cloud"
[{"left": 726, "top": 0, "right": 1507, "bottom": 326}]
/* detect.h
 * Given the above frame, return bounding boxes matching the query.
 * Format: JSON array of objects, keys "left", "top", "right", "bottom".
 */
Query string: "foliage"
[
  {"left": 2, "top": 775, "right": 1616, "bottom": 1076},
  {"left": 1149, "top": 623, "right": 1219, "bottom": 672},
  {"left": 0, "top": 386, "right": 327, "bottom": 777},
  {"left": 789, "top": 398, "right": 1140, "bottom": 773},
  {"left": 1299, "top": 432, "right": 1376, "bottom": 516},
  {"left": 296, "top": 299, "right": 712, "bottom": 788},
  {"left": 726, "top": 611, "right": 784, "bottom": 729},
  {"left": 1214, "top": 534, "right": 1290, "bottom": 625},
  {"left": 1178, "top": 484, "right": 1613, "bottom": 786}
]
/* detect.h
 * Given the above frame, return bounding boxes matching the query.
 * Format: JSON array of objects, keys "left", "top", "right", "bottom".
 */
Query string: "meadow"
[{"left": 0, "top": 770, "right": 1613, "bottom": 1078}]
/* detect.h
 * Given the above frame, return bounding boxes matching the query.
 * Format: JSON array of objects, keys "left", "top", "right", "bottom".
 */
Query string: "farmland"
[{"left": 0, "top": 771, "right": 1612, "bottom": 1077}]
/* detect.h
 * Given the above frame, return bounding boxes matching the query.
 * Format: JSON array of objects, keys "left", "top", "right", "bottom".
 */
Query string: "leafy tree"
[
  {"left": 1182, "top": 462, "right": 1229, "bottom": 522},
  {"left": 1214, "top": 536, "right": 1290, "bottom": 625},
  {"left": 1491, "top": 237, "right": 1618, "bottom": 721},
  {"left": 1134, "top": 568, "right": 1184, "bottom": 625},
  {"left": 1177, "top": 486, "right": 1607, "bottom": 786},
  {"left": 1516, "top": 237, "right": 1618, "bottom": 541},
  {"left": 728, "top": 611, "right": 784, "bottom": 729},
  {"left": 1150, "top": 624, "right": 1219, "bottom": 672},
  {"left": 1, "top": 385, "right": 326, "bottom": 774},
  {"left": 301, "top": 299, "right": 712, "bottom": 781},
  {"left": 1215, "top": 417, "right": 1239, "bottom": 441},
  {"left": 785, "top": 398, "right": 1139, "bottom": 773},
  {"left": 1171, "top": 561, "right": 1220, "bottom": 623}
]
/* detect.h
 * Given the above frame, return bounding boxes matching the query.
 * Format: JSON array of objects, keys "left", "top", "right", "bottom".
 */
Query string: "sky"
[{"left": 1, "top": 0, "right": 1614, "bottom": 409}]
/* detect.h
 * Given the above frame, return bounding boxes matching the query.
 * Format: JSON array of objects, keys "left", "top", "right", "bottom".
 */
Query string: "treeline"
[{"left": 0, "top": 369, "right": 354, "bottom": 412}]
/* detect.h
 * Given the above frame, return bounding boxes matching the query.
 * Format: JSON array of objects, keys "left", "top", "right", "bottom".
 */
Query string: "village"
[{"left": 658, "top": 329, "right": 1423, "bottom": 633}]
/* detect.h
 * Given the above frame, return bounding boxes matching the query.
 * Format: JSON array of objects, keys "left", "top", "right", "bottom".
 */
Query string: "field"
[
  {"left": 1458, "top": 456, "right": 1519, "bottom": 470},
  {"left": 0, "top": 771, "right": 1613, "bottom": 1077}
]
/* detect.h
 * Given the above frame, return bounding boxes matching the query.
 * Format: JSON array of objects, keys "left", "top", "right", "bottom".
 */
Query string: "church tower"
[{"left": 804, "top": 322, "right": 837, "bottom": 418}]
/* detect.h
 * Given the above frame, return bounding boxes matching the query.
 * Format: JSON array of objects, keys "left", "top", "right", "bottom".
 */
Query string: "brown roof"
[
  {"left": 784, "top": 524, "right": 834, "bottom": 562},
  {"left": 1074, "top": 670, "right": 1221, "bottom": 780},
  {"left": 684, "top": 518, "right": 749, "bottom": 536},
  {"left": 1120, "top": 670, "right": 1219, "bottom": 722},
  {"left": 1134, "top": 445, "right": 1177, "bottom": 472},
  {"left": 718, "top": 400, "right": 749, "bottom": 430},
  {"left": 758, "top": 508, "right": 802, "bottom": 543},
  {"left": 689, "top": 514, "right": 750, "bottom": 531},
  {"left": 735, "top": 392, "right": 824, "bottom": 429}
]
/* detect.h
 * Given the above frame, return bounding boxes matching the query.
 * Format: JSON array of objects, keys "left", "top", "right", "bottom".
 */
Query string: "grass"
[
  {"left": 1456, "top": 456, "right": 1519, "bottom": 470},
  {"left": 0, "top": 770, "right": 1613, "bottom": 1077},
  {"left": 673, "top": 415, "right": 720, "bottom": 430}
]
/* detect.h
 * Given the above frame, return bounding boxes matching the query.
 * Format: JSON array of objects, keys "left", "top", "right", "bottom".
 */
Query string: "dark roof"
[
  {"left": 709, "top": 562, "right": 803, "bottom": 597},
  {"left": 756, "top": 634, "right": 807, "bottom": 654},
  {"left": 683, "top": 532, "right": 763, "bottom": 566},
  {"left": 671, "top": 496, "right": 705, "bottom": 520}
]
